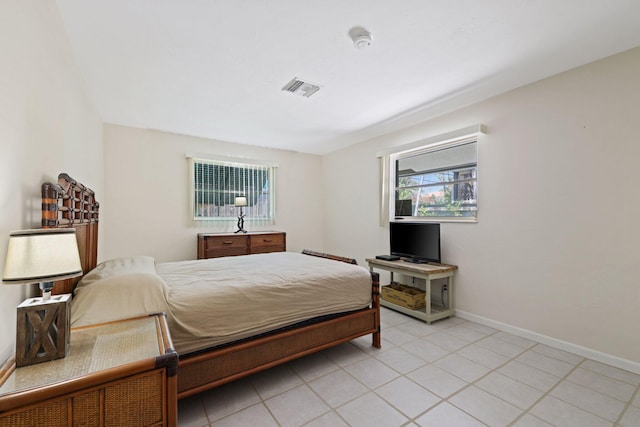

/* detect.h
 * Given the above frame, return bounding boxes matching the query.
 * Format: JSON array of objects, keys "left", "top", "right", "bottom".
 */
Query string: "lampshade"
[
  {"left": 234, "top": 196, "right": 248, "bottom": 207},
  {"left": 3, "top": 228, "right": 82, "bottom": 285}
]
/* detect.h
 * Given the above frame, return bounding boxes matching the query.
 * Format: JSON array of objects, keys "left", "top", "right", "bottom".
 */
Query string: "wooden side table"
[
  {"left": 0, "top": 314, "right": 177, "bottom": 427},
  {"left": 367, "top": 258, "right": 458, "bottom": 323}
]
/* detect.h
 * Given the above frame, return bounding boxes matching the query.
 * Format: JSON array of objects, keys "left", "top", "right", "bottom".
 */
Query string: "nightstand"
[{"left": 0, "top": 313, "right": 177, "bottom": 427}]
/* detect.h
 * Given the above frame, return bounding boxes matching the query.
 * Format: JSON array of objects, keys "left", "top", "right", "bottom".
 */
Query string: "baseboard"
[{"left": 454, "top": 309, "right": 640, "bottom": 375}]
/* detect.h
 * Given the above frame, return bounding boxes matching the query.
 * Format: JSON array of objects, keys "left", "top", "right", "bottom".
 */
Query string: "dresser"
[
  {"left": 0, "top": 314, "right": 177, "bottom": 427},
  {"left": 197, "top": 231, "right": 286, "bottom": 259}
]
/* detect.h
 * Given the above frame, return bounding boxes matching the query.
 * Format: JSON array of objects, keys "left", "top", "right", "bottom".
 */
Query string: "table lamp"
[
  {"left": 2, "top": 228, "right": 82, "bottom": 366},
  {"left": 234, "top": 196, "right": 248, "bottom": 233}
]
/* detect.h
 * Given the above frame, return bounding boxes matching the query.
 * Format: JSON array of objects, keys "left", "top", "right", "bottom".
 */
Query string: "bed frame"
[{"left": 42, "top": 173, "right": 381, "bottom": 399}]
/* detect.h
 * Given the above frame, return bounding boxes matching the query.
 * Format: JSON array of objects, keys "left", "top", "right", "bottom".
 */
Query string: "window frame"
[
  {"left": 189, "top": 156, "right": 277, "bottom": 224},
  {"left": 384, "top": 126, "right": 484, "bottom": 223}
]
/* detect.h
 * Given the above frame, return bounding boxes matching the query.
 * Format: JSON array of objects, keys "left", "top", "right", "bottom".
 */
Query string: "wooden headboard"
[{"left": 42, "top": 173, "right": 99, "bottom": 295}]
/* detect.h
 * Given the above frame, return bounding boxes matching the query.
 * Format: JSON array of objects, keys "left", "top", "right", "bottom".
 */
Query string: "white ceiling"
[{"left": 56, "top": 0, "right": 640, "bottom": 155}]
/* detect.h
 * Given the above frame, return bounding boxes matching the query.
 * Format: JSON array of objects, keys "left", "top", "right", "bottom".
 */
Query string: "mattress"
[{"left": 71, "top": 252, "right": 372, "bottom": 354}]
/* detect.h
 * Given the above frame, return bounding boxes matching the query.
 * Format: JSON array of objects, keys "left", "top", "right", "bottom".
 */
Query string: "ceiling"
[{"left": 56, "top": 0, "right": 640, "bottom": 155}]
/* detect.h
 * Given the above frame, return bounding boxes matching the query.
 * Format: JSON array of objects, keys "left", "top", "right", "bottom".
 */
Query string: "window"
[
  {"left": 190, "top": 157, "right": 276, "bottom": 224},
  {"left": 384, "top": 126, "right": 483, "bottom": 222}
]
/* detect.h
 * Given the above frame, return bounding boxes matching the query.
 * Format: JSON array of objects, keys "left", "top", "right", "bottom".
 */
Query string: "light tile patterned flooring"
[{"left": 178, "top": 308, "right": 640, "bottom": 426}]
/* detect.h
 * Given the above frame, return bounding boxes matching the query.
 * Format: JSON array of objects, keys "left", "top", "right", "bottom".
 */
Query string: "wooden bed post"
[{"left": 371, "top": 271, "right": 381, "bottom": 349}]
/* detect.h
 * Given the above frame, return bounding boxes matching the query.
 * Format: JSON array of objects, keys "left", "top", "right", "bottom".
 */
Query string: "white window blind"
[{"left": 189, "top": 157, "right": 276, "bottom": 227}]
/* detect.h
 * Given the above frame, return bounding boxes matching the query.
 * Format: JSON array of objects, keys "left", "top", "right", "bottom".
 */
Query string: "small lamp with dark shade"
[
  {"left": 2, "top": 228, "right": 82, "bottom": 366},
  {"left": 234, "top": 196, "right": 248, "bottom": 233}
]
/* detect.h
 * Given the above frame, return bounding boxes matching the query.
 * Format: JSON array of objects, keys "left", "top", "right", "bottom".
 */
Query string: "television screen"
[{"left": 390, "top": 222, "right": 440, "bottom": 263}]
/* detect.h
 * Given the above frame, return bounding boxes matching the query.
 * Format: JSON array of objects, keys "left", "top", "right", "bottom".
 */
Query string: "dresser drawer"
[
  {"left": 205, "top": 247, "right": 248, "bottom": 258},
  {"left": 205, "top": 235, "right": 247, "bottom": 250},
  {"left": 249, "top": 233, "right": 285, "bottom": 249}
]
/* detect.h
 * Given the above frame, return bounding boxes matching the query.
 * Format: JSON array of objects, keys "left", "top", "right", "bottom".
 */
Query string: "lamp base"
[
  {"left": 39, "top": 280, "right": 54, "bottom": 301},
  {"left": 16, "top": 294, "right": 71, "bottom": 367},
  {"left": 235, "top": 212, "right": 247, "bottom": 233}
]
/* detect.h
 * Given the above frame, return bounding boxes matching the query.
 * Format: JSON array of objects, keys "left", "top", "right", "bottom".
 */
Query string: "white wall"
[
  {"left": 102, "top": 125, "right": 324, "bottom": 262},
  {"left": 0, "top": 1, "right": 103, "bottom": 363},
  {"left": 323, "top": 47, "right": 640, "bottom": 367}
]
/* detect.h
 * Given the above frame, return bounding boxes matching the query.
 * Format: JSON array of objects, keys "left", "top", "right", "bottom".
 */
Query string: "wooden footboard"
[{"left": 177, "top": 270, "right": 380, "bottom": 399}]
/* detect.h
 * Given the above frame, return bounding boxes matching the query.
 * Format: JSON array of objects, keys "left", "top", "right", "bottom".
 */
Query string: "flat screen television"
[{"left": 390, "top": 222, "right": 441, "bottom": 263}]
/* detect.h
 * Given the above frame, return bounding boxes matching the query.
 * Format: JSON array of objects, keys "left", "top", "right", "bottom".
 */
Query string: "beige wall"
[
  {"left": 0, "top": 1, "right": 103, "bottom": 363},
  {"left": 323, "top": 47, "right": 640, "bottom": 369},
  {"left": 102, "top": 125, "right": 324, "bottom": 262}
]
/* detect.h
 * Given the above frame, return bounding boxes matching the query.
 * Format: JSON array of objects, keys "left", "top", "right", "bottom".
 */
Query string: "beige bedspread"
[
  {"left": 71, "top": 252, "right": 372, "bottom": 354},
  {"left": 157, "top": 252, "right": 372, "bottom": 354}
]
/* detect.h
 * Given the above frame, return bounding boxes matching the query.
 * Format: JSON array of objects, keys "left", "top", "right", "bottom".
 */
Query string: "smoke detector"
[
  {"left": 281, "top": 77, "right": 320, "bottom": 98},
  {"left": 349, "top": 27, "right": 373, "bottom": 50}
]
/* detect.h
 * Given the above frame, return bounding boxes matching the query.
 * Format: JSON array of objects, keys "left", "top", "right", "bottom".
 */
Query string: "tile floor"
[{"left": 177, "top": 308, "right": 640, "bottom": 426}]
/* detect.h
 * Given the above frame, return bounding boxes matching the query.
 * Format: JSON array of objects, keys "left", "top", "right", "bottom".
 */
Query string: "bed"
[{"left": 42, "top": 173, "right": 381, "bottom": 399}]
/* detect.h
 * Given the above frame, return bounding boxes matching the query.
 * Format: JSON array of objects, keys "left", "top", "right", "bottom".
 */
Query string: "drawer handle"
[
  {"left": 222, "top": 241, "right": 234, "bottom": 245},
  {"left": 263, "top": 239, "right": 272, "bottom": 242}
]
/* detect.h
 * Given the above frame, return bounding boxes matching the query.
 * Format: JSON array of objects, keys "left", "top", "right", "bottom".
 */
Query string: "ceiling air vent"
[{"left": 282, "top": 77, "right": 320, "bottom": 98}]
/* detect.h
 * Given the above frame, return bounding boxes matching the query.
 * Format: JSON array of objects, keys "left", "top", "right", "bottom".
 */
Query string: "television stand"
[
  {"left": 403, "top": 257, "right": 428, "bottom": 264},
  {"left": 366, "top": 258, "right": 458, "bottom": 323}
]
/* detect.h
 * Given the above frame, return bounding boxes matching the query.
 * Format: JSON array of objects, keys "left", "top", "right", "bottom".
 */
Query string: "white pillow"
[
  {"left": 71, "top": 256, "right": 170, "bottom": 327},
  {"left": 75, "top": 256, "right": 158, "bottom": 290}
]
